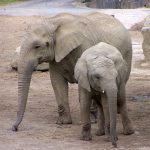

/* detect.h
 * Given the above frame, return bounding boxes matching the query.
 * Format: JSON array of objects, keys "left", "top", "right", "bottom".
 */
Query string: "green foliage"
[{"left": 0, "top": 0, "right": 21, "bottom": 5}]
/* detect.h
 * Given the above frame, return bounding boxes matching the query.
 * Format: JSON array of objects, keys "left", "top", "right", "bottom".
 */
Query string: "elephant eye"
[
  {"left": 94, "top": 74, "right": 101, "bottom": 80},
  {"left": 46, "top": 42, "right": 49, "bottom": 47},
  {"left": 34, "top": 45, "right": 41, "bottom": 49}
]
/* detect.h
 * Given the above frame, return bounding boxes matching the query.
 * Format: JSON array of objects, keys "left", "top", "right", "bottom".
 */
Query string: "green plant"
[{"left": 0, "top": 0, "right": 20, "bottom": 5}]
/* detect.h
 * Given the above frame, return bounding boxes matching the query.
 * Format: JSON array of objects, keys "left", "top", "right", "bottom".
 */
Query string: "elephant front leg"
[
  {"left": 96, "top": 104, "right": 105, "bottom": 136},
  {"left": 49, "top": 64, "right": 72, "bottom": 124},
  {"left": 79, "top": 86, "right": 92, "bottom": 141},
  {"left": 118, "top": 83, "right": 134, "bottom": 135}
]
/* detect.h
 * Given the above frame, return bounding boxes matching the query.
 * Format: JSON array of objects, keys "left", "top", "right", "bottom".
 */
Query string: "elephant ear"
[
  {"left": 74, "top": 59, "right": 91, "bottom": 92},
  {"left": 54, "top": 24, "right": 84, "bottom": 62}
]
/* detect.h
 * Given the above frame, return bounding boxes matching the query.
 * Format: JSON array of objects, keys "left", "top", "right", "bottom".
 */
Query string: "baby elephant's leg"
[
  {"left": 79, "top": 87, "right": 92, "bottom": 141},
  {"left": 118, "top": 83, "right": 134, "bottom": 135},
  {"left": 90, "top": 100, "right": 98, "bottom": 123}
]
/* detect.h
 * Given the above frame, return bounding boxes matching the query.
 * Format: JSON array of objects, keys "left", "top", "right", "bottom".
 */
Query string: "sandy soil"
[{"left": 0, "top": 16, "right": 150, "bottom": 150}]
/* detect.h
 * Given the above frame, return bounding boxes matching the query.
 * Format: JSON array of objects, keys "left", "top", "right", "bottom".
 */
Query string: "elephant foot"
[
  {"left": 80, "top": 131, "right": 92, "bottom": 141},
  {"left": 56, "top": 105, "right": 72, "bottom": 124},
  {"left": 12, "top": 124, "right": 18, "bottom": 132},
  {"left": 104, "top": 135, "right": 118, "bottom": 148},
  {"left": 56, "top": 114, "right": 72, "bottom": 125},
  {"left": 123, "top": 125, "right": 134, "bottom": 135},
  {"left": 96, "top": 129, "right": 105, "bottom": 136},
  {"left": 80, "top": 124, "right": 92, "bottom": 141},
  {"left": 56, "top": 116, "right": 72, "bottom": 124},
  {"left": 111, "top": 135, "right": 118, "bottom": 148}
]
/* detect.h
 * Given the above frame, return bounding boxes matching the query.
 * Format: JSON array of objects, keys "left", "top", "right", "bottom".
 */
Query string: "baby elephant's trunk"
[{"left": 106, "top": 85, "right": 118, "bottom": 147}]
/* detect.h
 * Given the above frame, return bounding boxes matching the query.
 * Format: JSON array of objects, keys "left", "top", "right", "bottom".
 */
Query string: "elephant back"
[{"left": 85, "top": 12, "right": 132, "bottom": 62}]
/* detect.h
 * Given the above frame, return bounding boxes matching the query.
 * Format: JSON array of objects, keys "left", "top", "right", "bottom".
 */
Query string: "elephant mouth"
[
  {"left": 91, "top": 85, "right": 105, "bottom": 93},
  {"left": 38, "top": 57, "right": 49, "bottom": 64},
  {"left": 92, "top": 86, "right": 101, "bottom": 92}
]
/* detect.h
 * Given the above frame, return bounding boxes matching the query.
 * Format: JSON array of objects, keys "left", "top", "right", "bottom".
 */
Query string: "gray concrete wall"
[{"left": 95, "top": 0, "right": 146, "bottom": 8}]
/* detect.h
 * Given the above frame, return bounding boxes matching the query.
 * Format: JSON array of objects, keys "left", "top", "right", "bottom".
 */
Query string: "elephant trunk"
[
  {"left": 106, "top": 84, "right": 118, "bottom": 147},
  {"left": 12, "top": 58, "right": 38, "bottom": 131}
]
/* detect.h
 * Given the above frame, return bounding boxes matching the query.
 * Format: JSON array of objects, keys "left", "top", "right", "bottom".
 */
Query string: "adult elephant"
[{"left": 12, "top": 12, "right": 133, "bottom": 133}]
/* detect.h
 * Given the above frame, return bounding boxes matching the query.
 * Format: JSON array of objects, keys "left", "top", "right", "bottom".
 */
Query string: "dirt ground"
[{"left": 0, "top": 16, "right": 150, "bottom": 150}]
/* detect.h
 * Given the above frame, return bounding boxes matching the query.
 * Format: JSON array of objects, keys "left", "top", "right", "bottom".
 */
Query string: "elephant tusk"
[{"left": 101, "top": 90, "right": 105, "bottom": 94}]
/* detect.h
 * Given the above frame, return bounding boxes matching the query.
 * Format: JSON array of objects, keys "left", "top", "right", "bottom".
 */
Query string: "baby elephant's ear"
[{"left": 74, "top": 59, "right": 91, "bottom": 92}]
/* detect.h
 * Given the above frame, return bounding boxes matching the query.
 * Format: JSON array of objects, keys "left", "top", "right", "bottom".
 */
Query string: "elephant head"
[
  {"left": 12, "top": 19, "right": 86, "bottom": 131},
  {"left": 12, "top": 23, "right": 56, "bottom": 131},
  {"left": 75, "top": 54, "right": 120, "bottom": 115},
  {"left": 74, "top": 43, "right": 127, "bottom": 146}
]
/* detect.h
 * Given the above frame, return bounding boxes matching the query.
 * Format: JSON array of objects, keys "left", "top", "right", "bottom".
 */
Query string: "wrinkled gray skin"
[
  {"left": 75, "top": 42, "right": 134, "bottom": 147},
  {"left": 12, "top": 12, "right": 133, "bottom": 133}
]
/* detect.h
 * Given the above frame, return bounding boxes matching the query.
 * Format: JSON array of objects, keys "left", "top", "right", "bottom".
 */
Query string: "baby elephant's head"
[
  {"left": 75, "top": 53, "right": 127, "bottom": 93},
  {"left": 87, "top": 56, "right": 118, "bottom": 92}
]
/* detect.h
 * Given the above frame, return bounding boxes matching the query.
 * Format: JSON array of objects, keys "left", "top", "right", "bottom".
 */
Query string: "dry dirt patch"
[{"left": 0, "top": 16, "right": 150, "bottom": 150}]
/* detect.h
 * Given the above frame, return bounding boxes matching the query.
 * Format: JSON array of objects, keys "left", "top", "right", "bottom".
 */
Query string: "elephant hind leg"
[
  {"left": 119, "top": 103, "right": 134, "bottom": 135},
  {"left": 90, "top": 100, "right": 98, "bottom": 123},
  {"left": 118, "top": 83, "right": 134, "bottom": 135}
]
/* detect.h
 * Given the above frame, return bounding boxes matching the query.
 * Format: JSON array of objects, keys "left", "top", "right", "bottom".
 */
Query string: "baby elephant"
[{"left": 74, "top": 42, "right": 134, "bottom": 147}]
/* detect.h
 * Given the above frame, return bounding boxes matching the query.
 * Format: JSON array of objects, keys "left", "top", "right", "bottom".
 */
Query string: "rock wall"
[
  {"left": 86, "top": 0, "right": 147, "bottom": 8},
  {"left": 141, "top": 15, "right": 150, "bottom": 62},
  {"left": 121, "top": 0, "right": 146, "bottom": 8},
  {"left": 146, "top": 0, "right": 150, "bottom": 7}
]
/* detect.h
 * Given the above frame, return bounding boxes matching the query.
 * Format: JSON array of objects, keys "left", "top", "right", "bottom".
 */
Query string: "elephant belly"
[
  {"left": 63, "top": 70, "right": 76, "bottom": 83},
  {"left": 53, "top": 48, "right": 81, "bottom": 84},
  {"left": 53, "top": 62, "right": 77, "bottom": 84}
]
